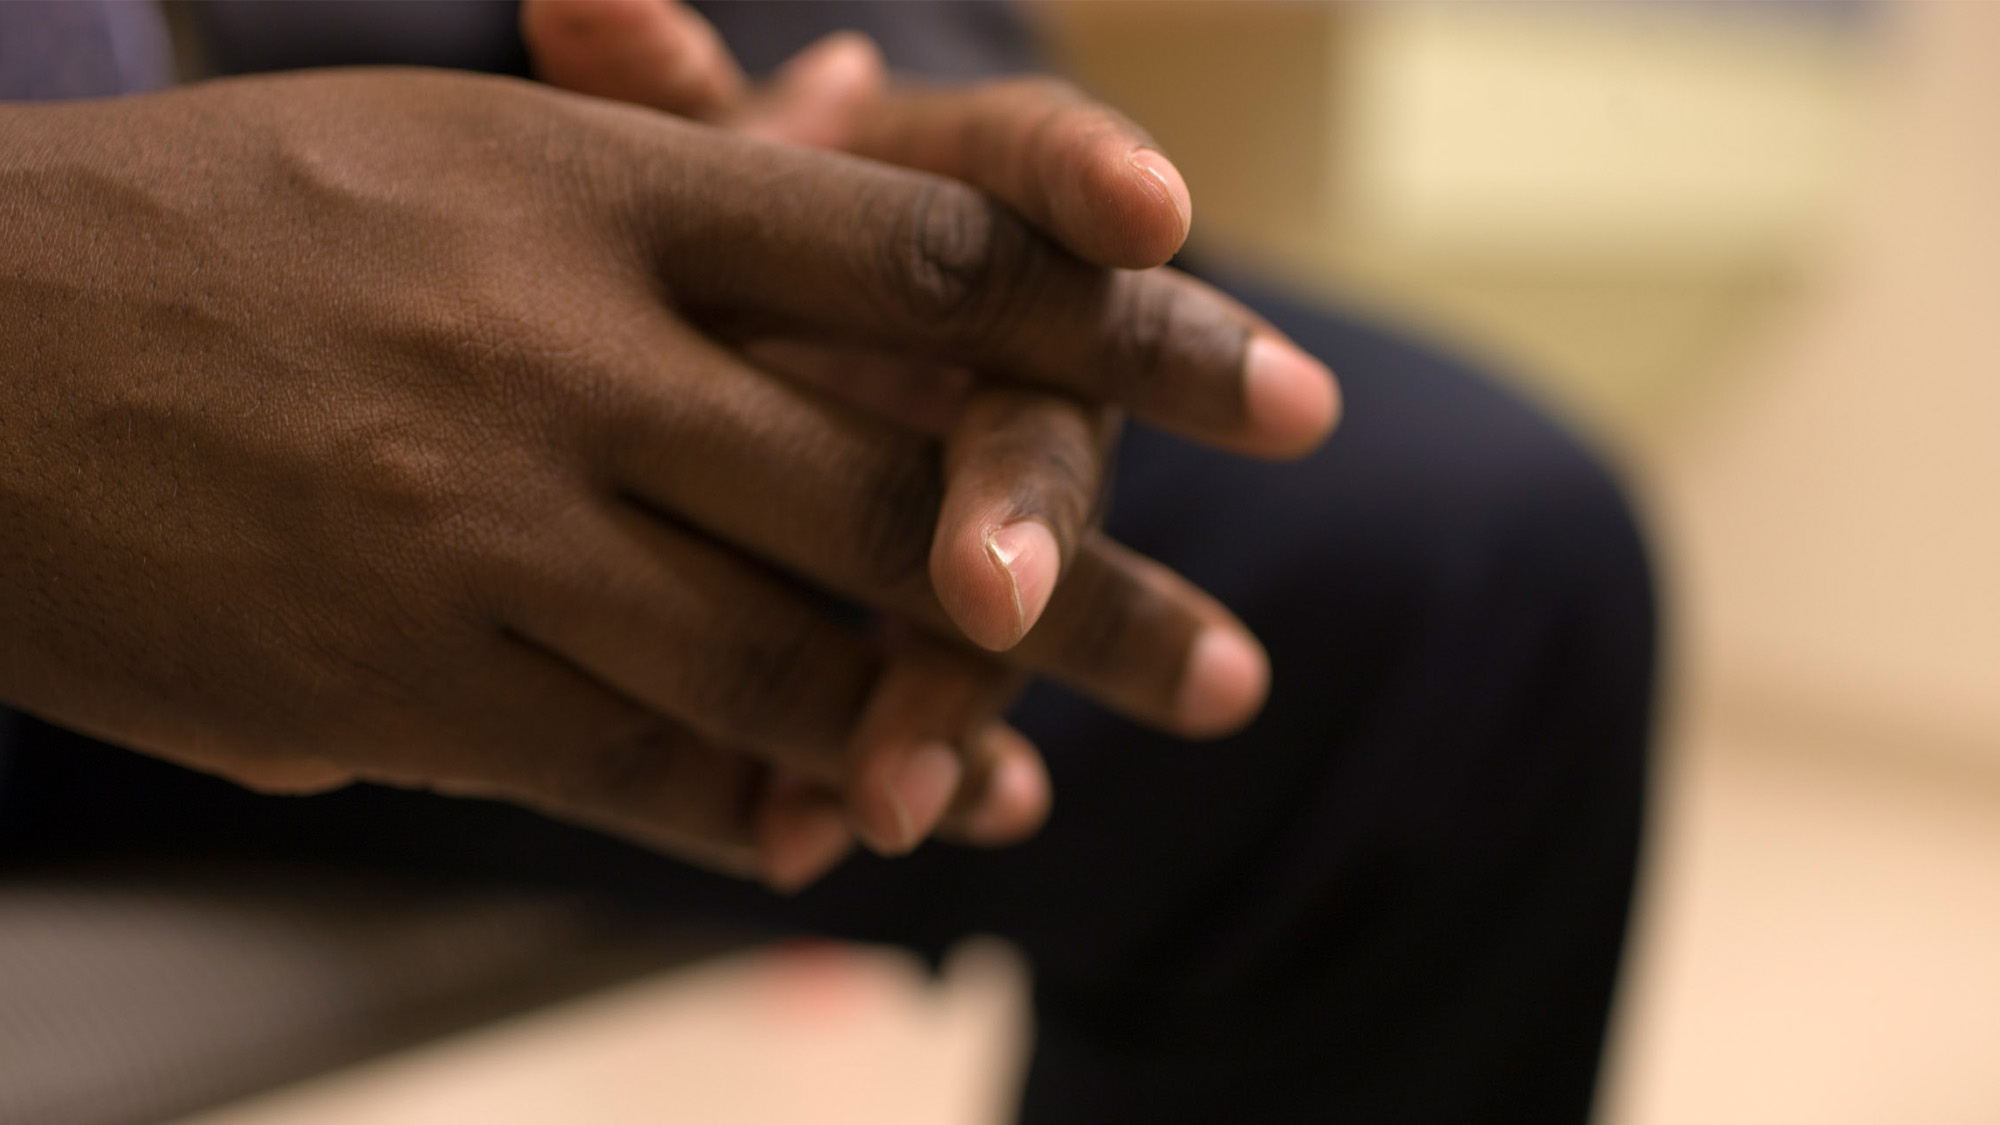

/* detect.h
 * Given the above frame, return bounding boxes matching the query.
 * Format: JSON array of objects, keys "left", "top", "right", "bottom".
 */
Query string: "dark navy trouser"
[{"left": 0, "top": 283, "right": 1656, "bottom": 1124}]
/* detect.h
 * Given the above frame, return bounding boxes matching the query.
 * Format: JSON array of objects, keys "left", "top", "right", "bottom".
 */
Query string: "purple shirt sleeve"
[{"left": 0, "top": 0, "right": 173, "bottom": 102}]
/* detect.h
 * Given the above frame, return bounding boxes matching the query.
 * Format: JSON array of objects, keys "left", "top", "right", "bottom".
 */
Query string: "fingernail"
[
  {"left": 986, "top": 520, "right": 1060, "bottom": 646},
  {"left": 1128, "top": 148, "right": 1192, "bottom": 240},
  {"left": 763, "top": 802, "right": 854, "bottom": 895},
  {"left": 1176, "top": 627, "right": 1269, "bottom": 737},
  {"left": 1244, "top": 335, "right": 1340, "bottom": 456},
  {"left": 961, "top": 747, "right": 1050, "bottom": 846},
  {"left": 886, "top": 741, "right": 961, "bottom": 854}
]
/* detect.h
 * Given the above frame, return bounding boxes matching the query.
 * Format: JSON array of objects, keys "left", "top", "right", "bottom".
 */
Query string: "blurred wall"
[
  {"left": 1654, "top": 0, "right": 2000, "bottom": 775},
  {"left": 1041, "top": 0, "right": 1878, "bottom": 444},
  {"left": 1042, "top": 0, "right": 1997, "bottom": 776}
]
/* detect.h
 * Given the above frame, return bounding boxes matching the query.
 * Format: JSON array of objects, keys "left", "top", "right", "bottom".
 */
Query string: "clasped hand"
[{"left": 0, "top": 3, "right": 1336, "bottom": 891}]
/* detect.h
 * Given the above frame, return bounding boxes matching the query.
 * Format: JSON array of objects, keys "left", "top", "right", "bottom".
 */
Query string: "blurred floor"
[
  {"left": 1603, "top": 698, "right": 2000, "bottom": 1125},
  {"left": 168, "top": 704, "right": 2000, "bottom": 1125},
  {"left": 175, "top": 941, "right": 1031, "bottom": 1125}
]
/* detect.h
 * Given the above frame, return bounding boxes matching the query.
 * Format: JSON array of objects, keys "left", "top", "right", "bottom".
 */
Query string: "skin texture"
[{"left": 0, "top": 53, "right": 1334, "bottom": 888}]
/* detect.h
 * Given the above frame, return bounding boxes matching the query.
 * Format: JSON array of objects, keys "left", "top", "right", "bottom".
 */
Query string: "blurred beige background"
[{"left": 177, "top": 3, "right": 2000, "bottom": 1122}]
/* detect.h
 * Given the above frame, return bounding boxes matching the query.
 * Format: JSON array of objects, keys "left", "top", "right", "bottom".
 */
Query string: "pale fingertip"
[
  {"left": 745, "top": 31, "right": 887, "bottom": 148},
  {"left": 960, "top": 742, "right": 1052, "bottom": 846},
  {"left": 861, "top": 741, "right": 961, "bottom": 856},
  {"left": 803, "top": 30, "right": 886, "bottom": 84},
  {"left": 893, "top": 741, "right": 962, "bottom": 851},
  {"left": 986, "top": 519, "right": 1060, "bottom": 649},
  {"left": 1244, "top": 335, "right": 1341, "bottom": 458},
  {"left": 1127, "top": 147, "right": 1193, "bottom": 247},
  {"left": 1175, "top": 627, "right": 1270, "bottom": 737},
  {"left": 776, "top": 29, "right": 886, "bottom": 103},
  {"left": 760, "top": 799, "right": 855, "bottom": 895}
]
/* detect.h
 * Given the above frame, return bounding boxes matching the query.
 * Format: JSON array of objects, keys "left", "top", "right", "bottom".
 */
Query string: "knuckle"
[
  {"left": 849, "top": 436, "right": 945, "bottom": 594},
  {"left": 711, "top": 628, "right": 815, "bottom": 737},
  {"left": 883, "top": 182, "right": 997, "bottom": 322},
  {"left": 968, "top": 398, "right": 1102, "bottom": 540},
  {"left": 1101, "top": 275, "right": 1181, "bottom": 404},
  {"left": 561, "top": 721, "right": 681, "bottom": 808},
  {"left": 1100, "top": 275, "right": 1245, "bottom": 421},
  {"left": 875, "top": 181, "right": 1045, "bottom": 342}
]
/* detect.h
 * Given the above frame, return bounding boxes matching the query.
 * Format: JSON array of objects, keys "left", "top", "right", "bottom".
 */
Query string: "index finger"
[
  {"left": 845, "top": 77, "right": 1193, "bottom": 270},
  {"left": 637, "top": 130, "right": 1337, "bottom": 459}
]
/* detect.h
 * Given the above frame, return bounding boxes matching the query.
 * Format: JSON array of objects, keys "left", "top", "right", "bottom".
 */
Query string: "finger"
[
  {"left": 641, "top": 143, "right": 1337, "bottom": 459},
  {"left": 507, "top": 722, "right": 769, "bottom": 878},
  {"left": 729, "top": 32, "right": 887, "bottom": 150},
  {"left": 931, "top": 388, "right": 1115, "bottom": 651},
  {"left": 601, "top": 327, "right": 1268, "bottom": 736},
  {"left": 759, "top": 641, "right": 1023, "bottom": 873},
  {"left": 756, "top": 770, "right": 857, "bottom": 894},
  {"left": 743, "top": 340, "right": 975, "bottom": 436},
  {"left": 529, "top": 15, "right": 1184, "bottom": 271},
  {"left": 366, "top": 638, "right": 769, "bottom": 880},
  {"left": 935, "top": 721, "right": 1052, "bottom": 848},
  {"left": 747, "top": 345, "right": 1121, "bottom": 655},
  {"left": 500, "top": 500, "right": 879, "bottom": 787},
  {"left": 602, "top": 321, "right": 947, "bottom": 613},
  {"left": 1014, "top": 534, "right": 1270, "bottom": 739},
  {"left": 523, "top": 0, "right": 744, "bottom": 116},
  {"left": 501, "top": 491, "right": 1013, "bottom": 851},
  {"left": 443, "top": 639, "right": 861, "bottom": 892},
  {"left": 846, "top": 77, "right": 1192, "bottom": 270},
  {"left": 840, "top": 630, "right": 1019, "bottom": 855}
]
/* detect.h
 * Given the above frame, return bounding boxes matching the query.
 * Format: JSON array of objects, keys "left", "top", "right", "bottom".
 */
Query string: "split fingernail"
[
  {"left": 1243, "top": 335, "right": 1340, "bottom": 455},
  {"left": 1128, "top": 147, "right": 1192, "bottom": 240},
  {"left": 986, "top": 519, "right": 1060, "bottom": 646},
  {"left": 1175, "top": 627, "right": 1270, "bottom": 737}
]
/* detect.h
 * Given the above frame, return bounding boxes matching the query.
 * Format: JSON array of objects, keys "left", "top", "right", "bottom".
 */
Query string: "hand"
[
  {"left": 520, "top": 1, "right": 1336, "bottom": 875},
  {"left": 0, "top": 70, "right": 1333, "bottom": 887},
  {"left": 524, "top": 0, "right": 1203, "bottom": 269}
]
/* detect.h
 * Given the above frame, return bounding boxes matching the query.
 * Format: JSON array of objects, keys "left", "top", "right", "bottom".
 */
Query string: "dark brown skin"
[{"left": 0, "top": 62, "right": 1335, "bottom": 890}]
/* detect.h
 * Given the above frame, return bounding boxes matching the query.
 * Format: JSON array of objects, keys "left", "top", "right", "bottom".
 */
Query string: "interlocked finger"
[
  {"left": 502, "top": 501, "right": 880, "bottom": 784},
  {"left": 625, "top": 129, "right": 1337, "bottom": 460},
  {"left": 358, "top": 637, "right": 771, "bottom": 880},
  {"left": 601, "top": 322, "right": 1268, "bottom": 738},
  {"left": 846, "top": 77, "right": 1193, "bottom": 270}
]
